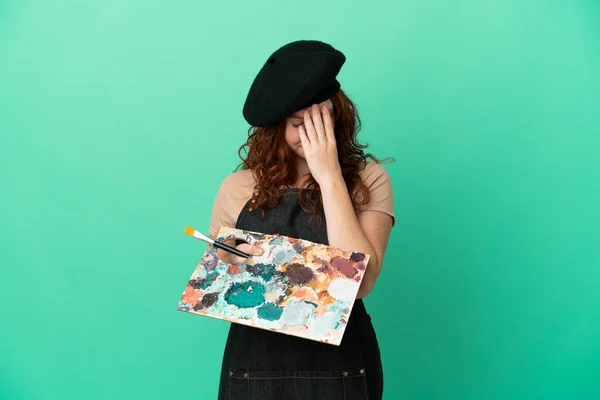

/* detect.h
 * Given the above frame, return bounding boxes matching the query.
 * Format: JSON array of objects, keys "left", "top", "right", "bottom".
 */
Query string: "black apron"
[{"left": 217, "top": 188, "right": 383, "bottom": 400}]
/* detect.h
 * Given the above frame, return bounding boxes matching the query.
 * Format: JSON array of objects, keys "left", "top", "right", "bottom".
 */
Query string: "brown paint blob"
[
  {"left": 331, "top": 256, "right": 358, "bottom": 278},
  {"left": 284, "top": 263, "right": 315, "bottom": 285}
]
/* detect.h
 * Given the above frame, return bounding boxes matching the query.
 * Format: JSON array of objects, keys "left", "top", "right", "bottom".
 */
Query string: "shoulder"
[
  {"left": 358, "top": 161, "right": 392, "bottom": 187},
  {"left": 209, "top": 169, "right": 256, "bottom": 237},
  {"left": 354, "top": 161, "right": 395, "bottom": 225},
  {"left": 220, "top": 169, "right": 257, "bottom": 196}
]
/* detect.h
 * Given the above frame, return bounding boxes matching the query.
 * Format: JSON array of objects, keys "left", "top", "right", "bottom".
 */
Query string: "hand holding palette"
[{"left": 176, "top": 226, "right": 370, "bottom": 346}]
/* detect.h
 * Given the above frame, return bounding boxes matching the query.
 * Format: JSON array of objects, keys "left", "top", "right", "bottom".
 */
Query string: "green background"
[{"left": 1, "top": 1, "right": 599, "bottom": 399}]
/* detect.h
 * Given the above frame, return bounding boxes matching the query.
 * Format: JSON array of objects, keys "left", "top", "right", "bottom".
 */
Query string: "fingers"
[
  {"left": 228, "top": 255, "right": 247, "bottom": 264},
  {"left": 322, "top": 105, "right": 335, "bottom": 143},
  {"left": 310, "top": 104, "right": 326, "bottom": 141},
  {"left": 228, "top": 243, "right": 263, "bottom": 265},
  {"left": 303, "top": 104, "right": 334, "bottom": 145},
  {"left": 303, "top": 108, "right": 318, "bottom": 144},
  {"left": 298, "top": 124, "right": 310, "bottom": 150},
  {"left": 238, "top": 243, "right": 264, "bottom": 256}
]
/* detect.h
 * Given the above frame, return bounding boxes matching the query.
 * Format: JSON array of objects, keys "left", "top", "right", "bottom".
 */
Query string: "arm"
[{"left": 320, "top": 175, "right": 394, "bottom": 299}]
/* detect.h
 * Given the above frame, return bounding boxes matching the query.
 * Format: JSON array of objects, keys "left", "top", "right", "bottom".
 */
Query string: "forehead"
[{"left": 289, "top": 101, "right": 334, "bottom": 119}]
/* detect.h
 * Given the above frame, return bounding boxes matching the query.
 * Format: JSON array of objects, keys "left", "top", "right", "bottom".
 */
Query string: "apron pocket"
[
  {"left": 228, "top": 368, "right": 369, "bottom": 400},
  {"left": 228, "top": 370, "right": 292, "bottom": 399}
]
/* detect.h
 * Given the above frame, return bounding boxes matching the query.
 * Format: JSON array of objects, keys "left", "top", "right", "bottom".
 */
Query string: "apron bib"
[{"left": 217, "top": 188, "right": 383, "bottom": 400}]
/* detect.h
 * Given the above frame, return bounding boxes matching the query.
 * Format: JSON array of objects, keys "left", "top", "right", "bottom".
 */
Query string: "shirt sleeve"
[
  {"left": 356, "top": 162, "right": 396, "bottom": 227},
  {"left": 208, "top": 176, "right": 237, "bottom": 238}
]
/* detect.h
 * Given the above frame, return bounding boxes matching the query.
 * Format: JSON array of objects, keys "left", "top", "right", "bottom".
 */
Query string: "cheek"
[
  {"left": 285, "top": 127, "right": 300, "bottom": 143},
  {"left": 284, "top": 127, "right": 293, "bottom": 143}
]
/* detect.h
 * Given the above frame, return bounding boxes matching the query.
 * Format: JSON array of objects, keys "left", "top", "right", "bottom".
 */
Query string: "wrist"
[{"left": 319, "top": 173, "right": 346, "bottom": 193}]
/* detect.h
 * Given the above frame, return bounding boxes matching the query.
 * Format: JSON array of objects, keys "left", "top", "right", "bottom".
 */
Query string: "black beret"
[{"left": 243, "top": 40, "right": 346, "bottom": 127}]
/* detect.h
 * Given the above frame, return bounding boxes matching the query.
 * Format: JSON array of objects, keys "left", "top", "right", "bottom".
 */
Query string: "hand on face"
[{"left": 298, "top": 103, "right": 342, "bottom": 186}]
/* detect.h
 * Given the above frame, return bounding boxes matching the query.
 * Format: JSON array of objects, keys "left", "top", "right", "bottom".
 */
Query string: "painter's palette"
[{"left": 177, "top": 226, "right": 370, "bottom": 346}]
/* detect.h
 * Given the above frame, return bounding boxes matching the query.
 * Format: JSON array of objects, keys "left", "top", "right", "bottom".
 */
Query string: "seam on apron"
[
  {"left": 294, "top": 371, "right": 298, "bottom": 400},
  {"left": 363, "top": 368, "right": 369, "bottom": 400}
]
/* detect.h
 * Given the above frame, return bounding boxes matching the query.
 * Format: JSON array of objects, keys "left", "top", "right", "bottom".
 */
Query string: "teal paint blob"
[
  {"left": 246, "top": 263, "right": 276, "bottom": 282},
  {"left": 224, "top": 281, "right": 266, "bottom": 308},
  {"left": 257, "top": 303, "right": 283, "bottom": 321}
]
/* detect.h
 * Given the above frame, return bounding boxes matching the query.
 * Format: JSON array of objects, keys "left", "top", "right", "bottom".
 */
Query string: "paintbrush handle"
[{"left": 213, "top": 240, "right": 251, "bottom": 259}]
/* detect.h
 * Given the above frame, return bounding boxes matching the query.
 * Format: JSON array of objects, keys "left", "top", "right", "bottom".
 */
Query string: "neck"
[{"left": 295, "top": 158, "right": 311, "bottom": 185}]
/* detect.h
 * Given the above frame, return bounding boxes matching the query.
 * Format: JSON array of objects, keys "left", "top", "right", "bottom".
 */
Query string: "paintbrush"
[{"left": 184, "top": 226, "right": 251, "bottom": 259}]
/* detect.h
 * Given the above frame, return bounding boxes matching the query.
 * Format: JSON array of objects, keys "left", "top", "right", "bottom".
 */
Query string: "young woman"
[{"left": 209, "top": 40, "right": 395, "bottom": 400}]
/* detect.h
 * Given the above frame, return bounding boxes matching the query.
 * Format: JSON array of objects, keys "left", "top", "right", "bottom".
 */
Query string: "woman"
[{"left": 209, "top": 40, "right": 395, "bottom": 400}]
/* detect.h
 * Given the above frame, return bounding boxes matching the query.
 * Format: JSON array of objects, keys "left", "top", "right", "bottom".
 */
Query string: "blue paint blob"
[
  {"left": 350, "top": 252, "right": 366, "bottom": 262},
  {"left": 250, "top": 232, "right": 266, "bottom": 241},
  {"left": 269, "top": 236, "right": 284, "bottom": 246},
  {"left": 257, "top": 303, "right": 283, "bottom": 321},
  {"left": 224, "top": 281, "right": 266, "bottom": 308},
  {"left": 274, "top": 248, "right": 298, "bottom": 265},
  {"left": 204, "top": 255, "right": 219, "bottom": 271},
  {"left": 293, "top": 242, "right": 304, "bottom": 253}
]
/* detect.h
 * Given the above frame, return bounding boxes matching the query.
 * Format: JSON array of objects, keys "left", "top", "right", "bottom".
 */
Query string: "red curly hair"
[{"left": 234, "top": 89, "right": 394, "bottom": 230}]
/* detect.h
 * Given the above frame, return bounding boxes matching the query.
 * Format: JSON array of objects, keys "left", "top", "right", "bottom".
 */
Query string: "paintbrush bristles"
[{"left": 184, "top": 226, "right": 214, "bottom": 245}]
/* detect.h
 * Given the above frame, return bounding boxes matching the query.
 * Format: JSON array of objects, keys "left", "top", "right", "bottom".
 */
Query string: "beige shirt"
[{"left": 209, "top": 161, "right": 395, "bottom": 238}]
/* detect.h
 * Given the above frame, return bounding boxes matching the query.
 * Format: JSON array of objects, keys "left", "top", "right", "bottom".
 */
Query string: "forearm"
[{"left": 320, "top": 174, "right": 380, "bottom": 298}]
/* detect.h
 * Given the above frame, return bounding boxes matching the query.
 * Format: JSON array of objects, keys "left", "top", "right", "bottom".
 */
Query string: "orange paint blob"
[
  {"left": 227, "top": 265, "right": 243, "bottom": 274},
  {"left": 181, "top": 285, "right": 203, "bottom": 305}
]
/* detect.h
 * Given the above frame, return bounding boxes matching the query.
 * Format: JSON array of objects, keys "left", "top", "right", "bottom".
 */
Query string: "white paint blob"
[
  {"left": 308, "top": 312, "right": 337, "bottom": 338},
  {"left": 196, "top": 266, "right": 207, "bottom": 279},
  {"left": 280, "top": 300, "right": 316, "bottom": 326},
  {"left": 328, "top": 278, "right": 359, "bottom": 301}
]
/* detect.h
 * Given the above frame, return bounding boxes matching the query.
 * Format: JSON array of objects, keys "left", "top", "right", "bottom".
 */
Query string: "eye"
[{"left": 291, "top": 122, "right": 304, "bottom": 128}]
